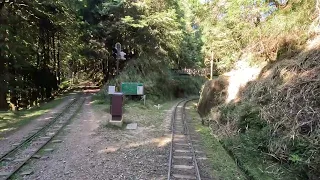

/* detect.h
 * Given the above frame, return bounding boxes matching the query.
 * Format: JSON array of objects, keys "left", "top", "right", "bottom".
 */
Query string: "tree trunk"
[
  {"left": 0, "top": 53, "right": 8, "bottom": 110},
  {"left": 106, "top": 58, "right": 112, "bottom": 82},
  {"left": 52, "top": 32, "right": 56, "bottom": 72},
  {"left": 0, "top": 7, "right": 8, "bottom": 110},
  {"left": 0, "top": 92, "right": 7, "bottom": 110},
  {"left": 57, "top": 32, "right": 61, "bottom": 84},
  {"left": 45, "top": 30, "right": 50, "bottom": 66}
]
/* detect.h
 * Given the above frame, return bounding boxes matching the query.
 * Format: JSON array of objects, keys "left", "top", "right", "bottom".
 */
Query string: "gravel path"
[
  {"left": 25, "top": 95, "right": 175, "bottom": 180},
  {"left": 0, "top": 94, "right": 77, "bottom": 157}
]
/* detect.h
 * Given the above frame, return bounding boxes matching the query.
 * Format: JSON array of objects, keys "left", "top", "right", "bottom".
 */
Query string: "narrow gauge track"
[
  {"left": 168, "top": 99, "right": 201, "bottom": 180},
  {"left": 0, "top": 93, "right": 86, "bottom": 180}
]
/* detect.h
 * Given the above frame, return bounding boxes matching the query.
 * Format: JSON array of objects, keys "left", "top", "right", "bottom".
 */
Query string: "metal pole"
[
  {"left": 210, "top": 51, "right": 213, "bottom": 80},
  {"left": 115, "top": 43, "right": 121, "bottom": 75},
  {"left": 116, "top": 59, "right": 119, "bottom": 75}
]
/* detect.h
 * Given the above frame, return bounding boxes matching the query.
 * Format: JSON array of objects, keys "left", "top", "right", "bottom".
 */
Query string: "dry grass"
[
  {"left": 197, "top": 76, "right": 229, "bottom": 118},
  {"left": 198, "top": 35, "right": 320, "bottom": 178},
  {"left": 243, "top": 46, "right": 320, "bottom": 174},
  {"left": 197, "top": 64, "right": 262, "bottom": 132}
]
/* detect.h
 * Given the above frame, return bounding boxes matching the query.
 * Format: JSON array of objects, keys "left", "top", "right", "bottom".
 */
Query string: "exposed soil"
[{"left": 24, "top": 95, "right": 176, "bottom": 180}]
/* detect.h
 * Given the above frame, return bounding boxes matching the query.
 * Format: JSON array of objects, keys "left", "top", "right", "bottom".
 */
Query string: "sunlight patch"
[
  {"left": 98, "top": 146, "right": 120, "bottom": 154},
  {"left": 0, "top": 127, "right": 16, "bottom": 133}
]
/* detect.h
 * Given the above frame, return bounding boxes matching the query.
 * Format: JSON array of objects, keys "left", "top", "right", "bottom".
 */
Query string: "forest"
[
  {"left": 1, "top": 0, "right": 320, "bottom": 178},
  {"left": 2, "top": 0, "right": 313, "bottom": 111},
  {"left": 0, "top": 0, "right": 203, "bottom": 110}
]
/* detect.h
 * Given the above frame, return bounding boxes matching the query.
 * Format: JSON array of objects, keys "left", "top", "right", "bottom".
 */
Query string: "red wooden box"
[{"left": 110, "top": 93, "right": 123, "bottom": 120}]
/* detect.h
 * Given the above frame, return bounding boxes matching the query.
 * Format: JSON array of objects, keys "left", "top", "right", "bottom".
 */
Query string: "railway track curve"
[{"left": 168, "top": 99, "right": 201, "bottom": 180}]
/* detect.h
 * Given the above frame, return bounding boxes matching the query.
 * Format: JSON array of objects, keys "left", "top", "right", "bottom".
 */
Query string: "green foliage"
[
  {"left": 219, "top": 102, "right": 305, "bottom": 179},
  {"left": 1, "top": 0, "right": 205, "bottom": 110},
  {"left": 188, "top": 107, "right": 246, "bottom": 180},
  {"left": 238, "top": 103, "right": 266, "bottom": 131},
  {"left": 215, "top": 98, "right": 320, "bottom": 179},
  {"left": 197, "top": 0, "right": 315, "bottom": 72},
  {"left": 174, "top": 76, "right": 205, "bottom": 95},
  {"left": 79, "top": 0, "right": 202, "bottom": 93},
  {"left": 0, "top": 0, "right": 86, "bottom": 110},
  {"left": 104, "top": 55, "right": 205, "bottom": 101},
  {"left": 82, "top": 0, "right": 205, "bottom": 99},
  {"left": 197, "top": 2, "right": 320, "bottom": 176},
  {"left": 0, "top": 95, "right": 68, "bottom": 136}
]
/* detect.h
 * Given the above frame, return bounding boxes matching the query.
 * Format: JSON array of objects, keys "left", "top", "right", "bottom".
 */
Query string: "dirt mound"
[
  {"left": 197, "top": 65, "right": 262, "bottom": 119},
  {"left": 197, "top": 76, "right": 229, "bottom": 118}
]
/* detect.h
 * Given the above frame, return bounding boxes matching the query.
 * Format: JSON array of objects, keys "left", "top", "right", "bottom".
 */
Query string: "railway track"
[
  {"left": 168, "top": 99, "right": 201, "bottom": 180},
  {"left": 0, "top": 93, "right": 86, "bottom": 180}
]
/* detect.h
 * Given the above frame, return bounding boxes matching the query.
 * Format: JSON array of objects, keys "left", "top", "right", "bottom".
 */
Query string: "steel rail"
[
  {"left": 167, "top": 100, "right": 185, "bottom": 180},
  {"left": 0, "top": 93, "right": 81, "bottom": 162},
  {"left": 182, "top": 100, "right": 201, "bottom": 180},
  {"left": 0, "top": 93, "right": 86, "bottom": 180},
  {"left": 3, "top": 96, "right": 86, "bottom": 180},
  {"left": 167, "top": 98, "right": 200, "bottom": 180}
]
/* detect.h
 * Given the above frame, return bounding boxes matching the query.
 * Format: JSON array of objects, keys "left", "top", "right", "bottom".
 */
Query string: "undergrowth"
[
  {"left": 99, "top": 56, "right": 205, "bottom": 102},
  {"left": 0, "top": 94, "right": 70, "bottom": 136},
  {"left": 188, "top": 102, "right": 246, "bottom": 180},
  {"left": 200, "top": 48, "right": 320, "bottom": 179},
  {"left": 219, "top": 103, "right": 305, "bottom": 179},
  {"left": 197, "top": 1, "right": 320, "bottom": 179}
]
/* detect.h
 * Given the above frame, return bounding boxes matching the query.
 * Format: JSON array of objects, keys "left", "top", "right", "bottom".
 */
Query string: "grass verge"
[
  {"left": 0, "top": 94, "right": 72, "bottom": 137},
  {"left": 188, "top": 101, "right": 246, "bottom": 180},
  {"left": 92, "top": 92, "right": 179, "bottom": 129},
  {"left": 124, "top": 100, "right": 177, "bottom": 127}
]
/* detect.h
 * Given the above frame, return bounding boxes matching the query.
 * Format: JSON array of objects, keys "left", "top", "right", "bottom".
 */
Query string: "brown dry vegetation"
[
  {"left": 198, "top": 38, "right": 320, "bottom": 179},
  {"left": 197, "top": 76, "right": 229, "bottom": 118},
  {"left": 196, "top": 1, "right": 320, "bottom": 179},
  {"left": 244, "top": 47, "right": 320, "bottom": 176}
]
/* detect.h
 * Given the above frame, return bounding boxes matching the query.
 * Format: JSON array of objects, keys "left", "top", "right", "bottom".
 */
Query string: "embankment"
[{"left": 198, "top": 38, "right": 320, "bottom": 179}]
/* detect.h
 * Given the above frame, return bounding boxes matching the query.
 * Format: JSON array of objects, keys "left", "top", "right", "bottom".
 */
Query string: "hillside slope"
[{"left": 198, "top": 35, "right": 320, "bottom": 179}]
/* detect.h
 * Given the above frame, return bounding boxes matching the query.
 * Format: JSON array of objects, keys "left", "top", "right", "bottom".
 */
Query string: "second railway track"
[
  {"left": 168, "top": 99, "right": 201, "bottom": 180},
  {"left": 0, "top": 93, "right": 86, "bottom": 180}
]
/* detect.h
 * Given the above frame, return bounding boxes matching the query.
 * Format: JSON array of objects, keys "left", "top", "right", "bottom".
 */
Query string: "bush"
[{"left": 102, "top": 56, "right": 205, "bottom": 102}]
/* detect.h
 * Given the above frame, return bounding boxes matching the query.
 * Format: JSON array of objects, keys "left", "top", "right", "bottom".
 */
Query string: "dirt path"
[
  {"left": 25, "top": 95, "right": 176, "bottom": 180},
  {"left": 0, "top": 94, "right": 77, "bottom": 157}
]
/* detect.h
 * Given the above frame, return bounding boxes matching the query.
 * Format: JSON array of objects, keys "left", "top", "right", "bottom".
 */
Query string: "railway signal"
[{"left": 112, "top": 42, "right": 126, "bottom": 75}]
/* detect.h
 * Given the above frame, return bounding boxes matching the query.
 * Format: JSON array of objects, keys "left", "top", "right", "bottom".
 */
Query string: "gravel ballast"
[
  {"left": 0, "top": 94, "right": 77, "bottom": 158},
  {"left": 25, "top": 96, "right": 176, "bottom": 180}
]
